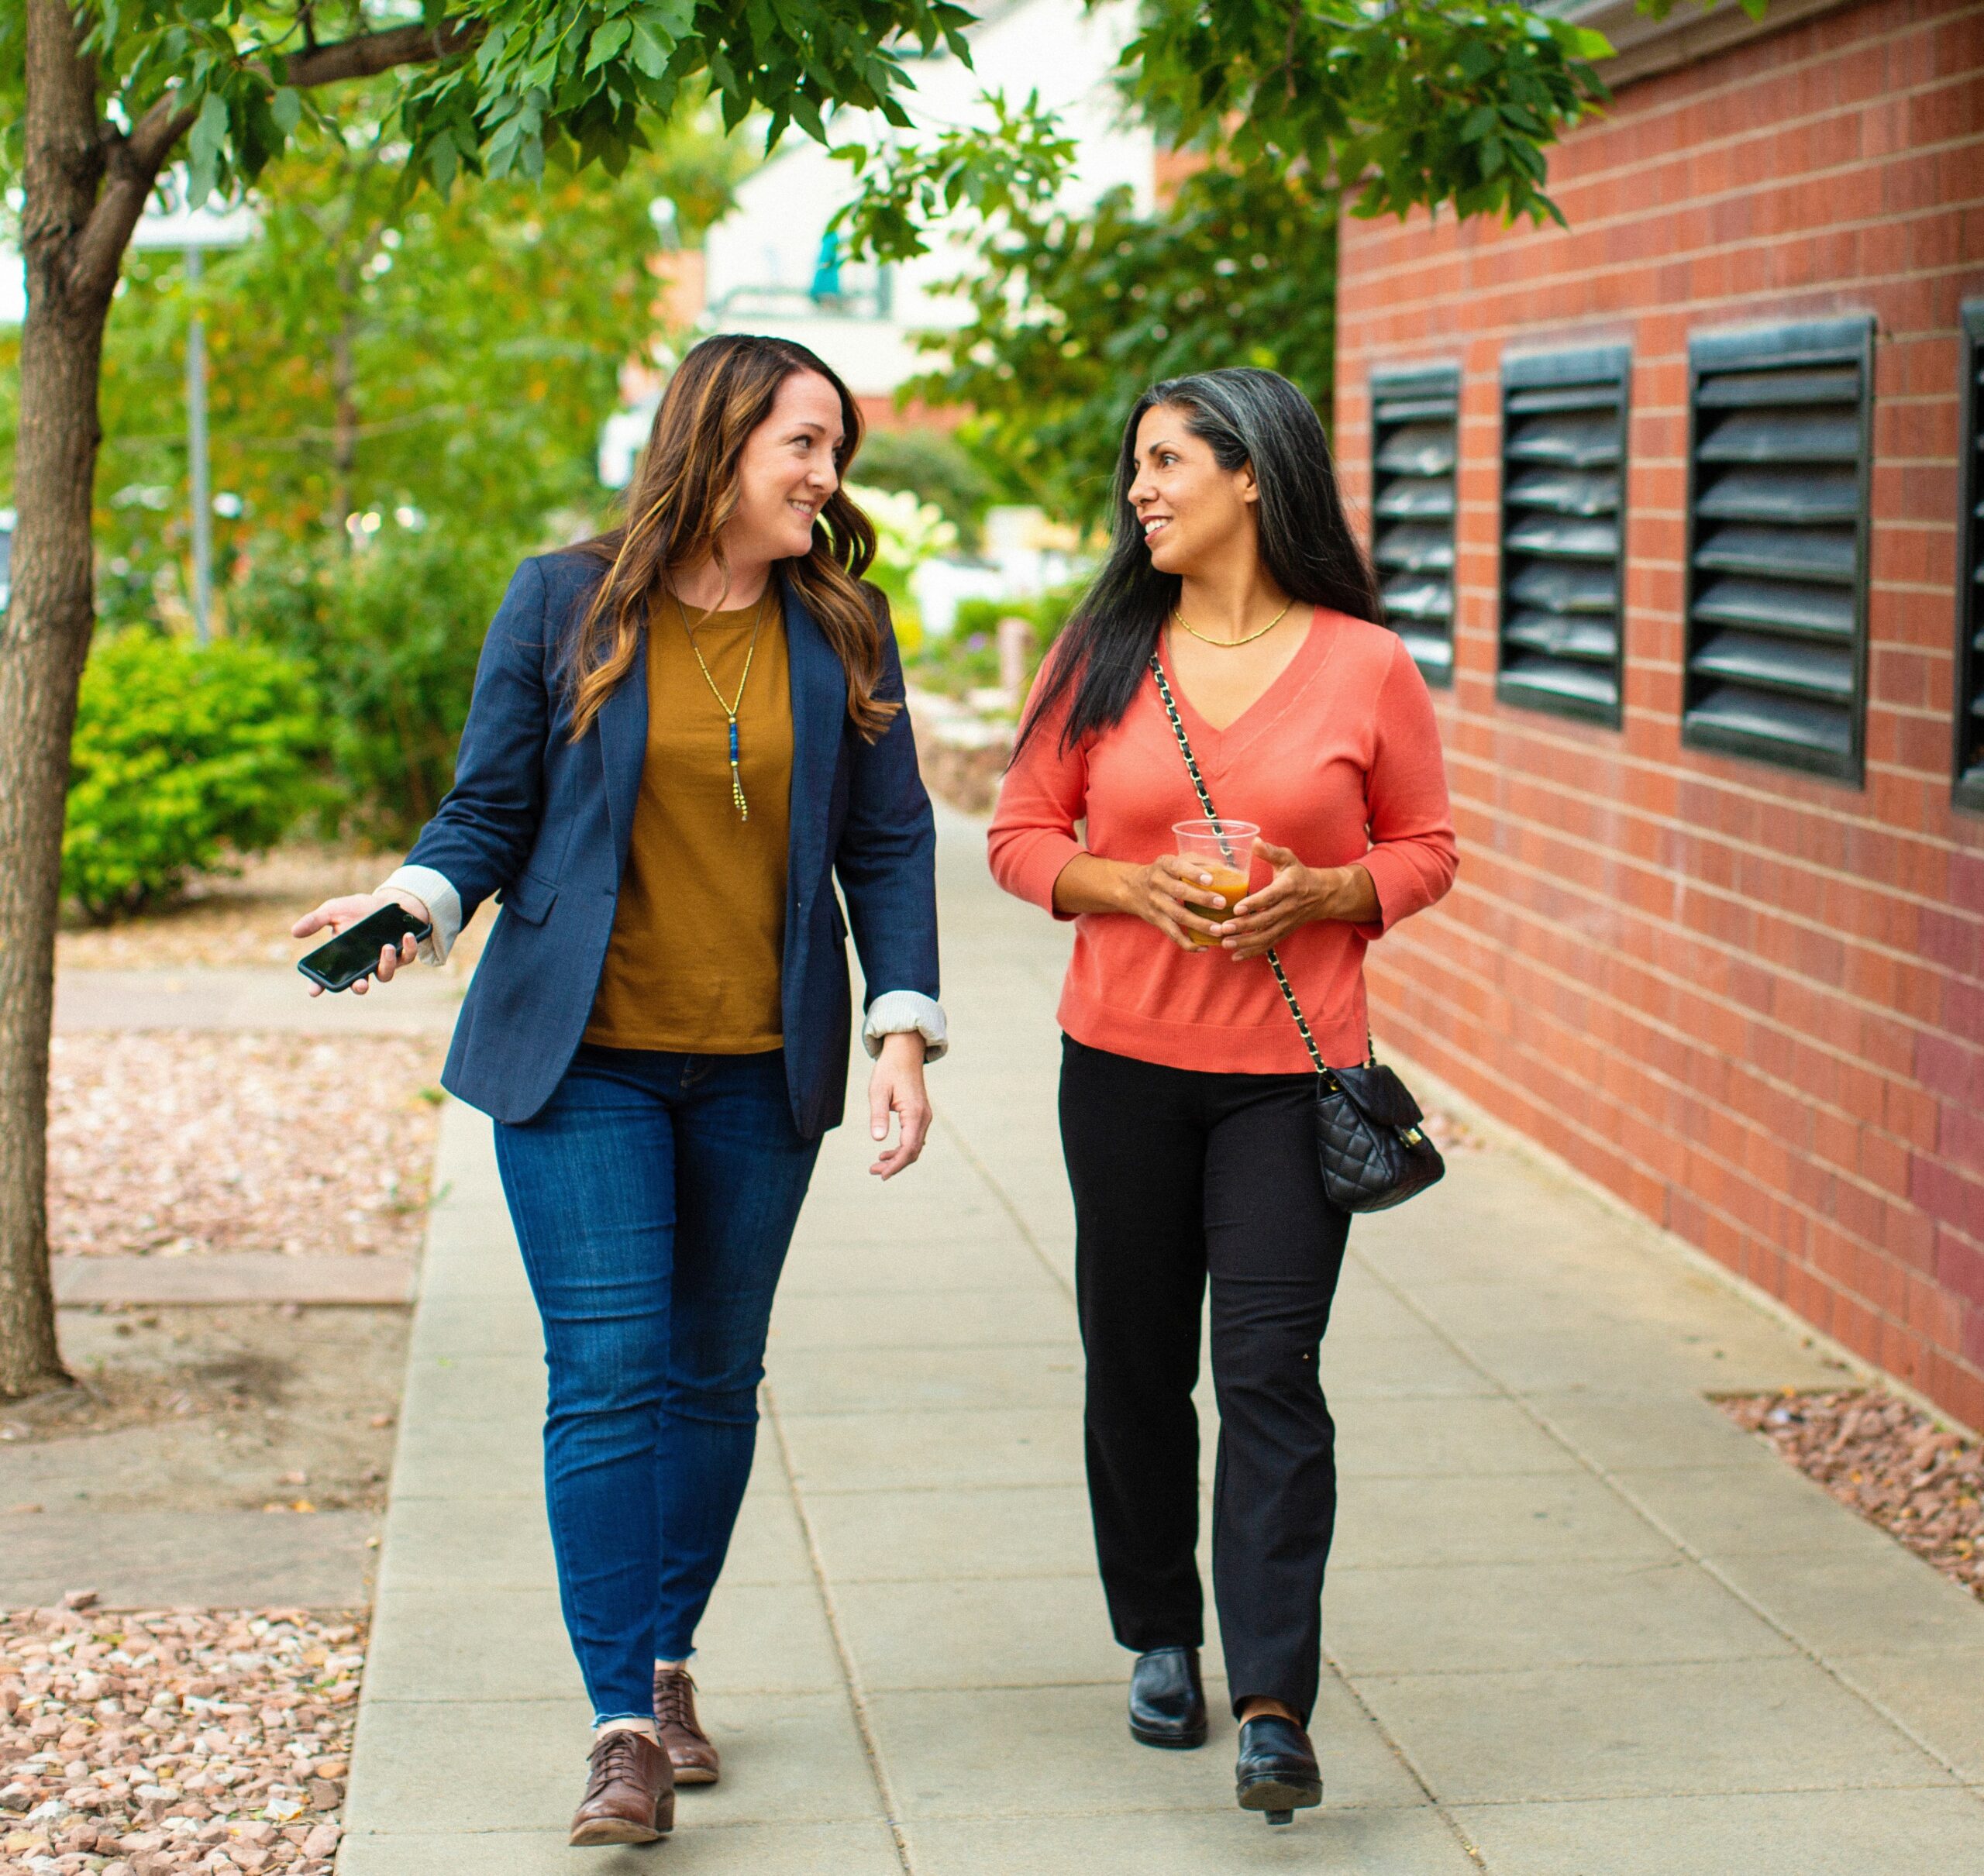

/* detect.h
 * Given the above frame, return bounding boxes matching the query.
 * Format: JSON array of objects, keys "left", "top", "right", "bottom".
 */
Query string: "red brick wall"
[{"left": 1335, "top": 0, "right": 1984, "bottom": 1427}]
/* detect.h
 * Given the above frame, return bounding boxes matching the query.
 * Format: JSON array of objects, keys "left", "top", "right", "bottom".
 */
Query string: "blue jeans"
[{"left": 493, "top": 1045, "right": 821, "bottom": 1724}]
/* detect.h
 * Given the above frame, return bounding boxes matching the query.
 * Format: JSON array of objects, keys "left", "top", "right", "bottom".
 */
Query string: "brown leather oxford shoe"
[
  {"left": 568, "top": 1727, "right": 674, "bottom": 1847},
  {"left": 654, "top": 1664, "right": 721, "bottom": 1785}
]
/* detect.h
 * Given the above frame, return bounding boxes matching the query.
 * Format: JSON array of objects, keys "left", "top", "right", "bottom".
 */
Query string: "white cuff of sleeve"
[
  {"left": 376, "top": 865, "right": 463, "bottom": 966},
  {"left": 862, "top": 990, "right": 948, "bottom": 1062}
]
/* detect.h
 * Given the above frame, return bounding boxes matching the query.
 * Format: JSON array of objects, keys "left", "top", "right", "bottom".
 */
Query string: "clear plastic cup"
[{"left": 1173, "top": 818, "right": 1259, "bottom": 948}]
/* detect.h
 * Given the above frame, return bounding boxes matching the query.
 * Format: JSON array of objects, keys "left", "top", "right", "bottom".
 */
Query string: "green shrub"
[
  {"left": 64, "top": 629, "right": 326, "bottom": 922},
  {"left": 234, "top": 528, "right": 519, "bottom": 848}
]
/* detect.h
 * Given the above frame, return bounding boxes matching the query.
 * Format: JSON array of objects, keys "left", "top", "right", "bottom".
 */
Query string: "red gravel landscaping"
[
  {"left": 1720, "top": 1388, "right": 1983, "bottom": 1602},
  {"left": 0, "top": 1606, "right": 362, "bottom": 1875}
]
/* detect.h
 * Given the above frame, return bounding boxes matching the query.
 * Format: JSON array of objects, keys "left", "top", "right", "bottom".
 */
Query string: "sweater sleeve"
[
  {"left": 987, "top": 659, "right": 1090, "bottom": 921},
  {"left": 1356, "top": 637, "right": 1459, "bottom": 937}
]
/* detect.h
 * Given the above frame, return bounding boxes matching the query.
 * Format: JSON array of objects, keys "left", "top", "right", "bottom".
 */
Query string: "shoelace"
[
  {"left": 654, "top": 1670, "right": 699, "bottom": 1733},
  {"left": 587, "top": 1730, "right": 649, "bottom": 1790}
]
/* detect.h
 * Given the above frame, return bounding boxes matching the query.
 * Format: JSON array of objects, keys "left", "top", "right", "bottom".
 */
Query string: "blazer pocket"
[{"left": 498, "top": 871, "right": 559, "bottom": 926}]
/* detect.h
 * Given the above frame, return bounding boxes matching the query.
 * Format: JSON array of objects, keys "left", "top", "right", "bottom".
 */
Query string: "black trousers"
[{"left": 1059, "top": 1034, "right": 1350, "bottom": 1726}]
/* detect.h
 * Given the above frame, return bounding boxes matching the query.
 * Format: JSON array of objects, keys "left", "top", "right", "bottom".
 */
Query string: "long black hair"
[{"left": 1013, "top": 367, "right": 1380, "bottom": 758}]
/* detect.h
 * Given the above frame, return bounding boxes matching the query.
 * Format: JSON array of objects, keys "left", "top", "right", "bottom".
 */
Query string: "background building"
[{"left": 1334, "top": 0, "right": 1984, "bottom": 1426}]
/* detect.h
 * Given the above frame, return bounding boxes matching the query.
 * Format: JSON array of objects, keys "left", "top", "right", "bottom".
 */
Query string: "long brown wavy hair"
[{"left": 567, "top": 333, "right": 897, "bottom": 744}]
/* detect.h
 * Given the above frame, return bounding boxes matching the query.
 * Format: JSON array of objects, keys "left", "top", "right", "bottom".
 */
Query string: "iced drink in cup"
[{"left": 1173, "top": 818, "right": 1259, "bottom": 948}]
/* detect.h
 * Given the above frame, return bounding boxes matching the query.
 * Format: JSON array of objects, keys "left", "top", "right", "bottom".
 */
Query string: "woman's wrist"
[{"left": 877, "top": 1028, "right": 928, "bottom": 1067}]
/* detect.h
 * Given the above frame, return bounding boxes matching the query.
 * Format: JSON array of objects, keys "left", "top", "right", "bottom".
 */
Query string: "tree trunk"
[{"left": 0, "top": 3, "right": 118, "bottom": 1398}]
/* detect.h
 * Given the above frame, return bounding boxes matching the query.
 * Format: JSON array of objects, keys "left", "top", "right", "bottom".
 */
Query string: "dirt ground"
[{"left": 0, "top": 1310, "right": 409, "bottom": 1519}]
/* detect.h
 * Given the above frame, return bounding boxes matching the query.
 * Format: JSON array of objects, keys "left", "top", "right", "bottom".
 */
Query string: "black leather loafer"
[
  {"left": 1128, "top": 1646, "right": 1207, "bottom": 1749},
  {"left": 1235, "top": 1714, "right": 1322, "bottom": 1825}
]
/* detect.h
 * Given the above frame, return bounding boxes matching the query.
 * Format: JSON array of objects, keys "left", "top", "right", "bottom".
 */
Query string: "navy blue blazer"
[{"left": 402, "top": 550, "right": 940, "bottom": 1134}]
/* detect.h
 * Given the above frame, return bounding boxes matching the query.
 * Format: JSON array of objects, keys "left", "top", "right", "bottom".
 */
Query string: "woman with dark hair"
[
  {"left": 989, "top": 367, "right": 1455, "bottom": 1823},
  {"left": 294, "top": 334, "right": 944, "bottom": 1846}
]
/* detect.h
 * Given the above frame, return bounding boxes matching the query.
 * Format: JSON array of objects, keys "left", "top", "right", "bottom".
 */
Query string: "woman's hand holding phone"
[{"left": 292, "top": 890, "right": 432, "bottom": 996}]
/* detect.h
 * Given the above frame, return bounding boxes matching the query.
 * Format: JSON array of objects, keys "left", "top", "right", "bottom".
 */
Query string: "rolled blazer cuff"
[
  {"left": 862, "top": 990, "right": 949, "bottom": 1062},
  {"left": 376, "top": 864, "right": 463, "bottom": 966}
]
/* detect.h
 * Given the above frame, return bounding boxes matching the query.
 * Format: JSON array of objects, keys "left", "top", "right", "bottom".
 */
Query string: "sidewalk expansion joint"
[
  {"left": 1347, "top": 1244, "right": 1977, "bottom": 1791},
  {"left": 763, "top": 1376, "right": 917, "bottom": 1874},
  {"left": 933, "top": 1108, "right": 1078, "bottom": 1307}
]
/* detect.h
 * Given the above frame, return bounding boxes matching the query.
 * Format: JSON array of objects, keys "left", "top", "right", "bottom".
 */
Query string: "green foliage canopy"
[
  {"left": 81, "top": 97, "right": 751, "bottom": 616},
  {"left": 903, "top": 161, "right": 1341, "bottom": 525}
]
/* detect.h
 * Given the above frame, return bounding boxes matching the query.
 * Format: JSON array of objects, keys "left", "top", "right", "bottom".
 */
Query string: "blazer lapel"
[
  {"left": 595, "top": 623, "right": 649, "bottom": 879},
  {"left": 783, "top": 576, "right": 842, "bottom": 893}
]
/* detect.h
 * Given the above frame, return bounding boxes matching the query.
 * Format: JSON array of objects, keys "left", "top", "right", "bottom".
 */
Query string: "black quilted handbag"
[{"left": 1150, "top": 655, "right": 1445, "bottom": 1214}]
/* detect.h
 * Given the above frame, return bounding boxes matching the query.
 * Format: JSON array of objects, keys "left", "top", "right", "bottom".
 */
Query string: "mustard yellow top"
[{"left": 584, "top": 590, "right": 793, "bottom": 1052}]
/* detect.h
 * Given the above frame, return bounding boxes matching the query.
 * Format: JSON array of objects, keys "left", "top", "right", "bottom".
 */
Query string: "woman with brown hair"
[{"left": 294, "top": 335, "right": 944, "bottom": 1846}]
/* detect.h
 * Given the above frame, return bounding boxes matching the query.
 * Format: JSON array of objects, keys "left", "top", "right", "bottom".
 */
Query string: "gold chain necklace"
[
  {"left": 1172, "top": 597, "right": 1293, "bottom": 649},
  {"left": 674, "top": 587, "right": 767, "bottom": 821}
]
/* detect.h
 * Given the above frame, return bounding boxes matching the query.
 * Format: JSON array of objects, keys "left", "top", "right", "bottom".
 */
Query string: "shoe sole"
[
  {"left": 569, "top": 1802, "right": 675, "bottom": 1846},
  {"left": 1130, "top": 1722, "right": 1208, "bottom": 1750},
  {"left": 1237, "top": 1774, "right": 1322, "bottom": 1816},
  {"left": 671, "top": 1766, "right": 720, "bottom": 1785}
]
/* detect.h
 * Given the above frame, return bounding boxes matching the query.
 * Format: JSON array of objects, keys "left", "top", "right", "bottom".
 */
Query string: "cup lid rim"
[{"left": 1172, "top": 817, "right": 1260, "bottom": 835}]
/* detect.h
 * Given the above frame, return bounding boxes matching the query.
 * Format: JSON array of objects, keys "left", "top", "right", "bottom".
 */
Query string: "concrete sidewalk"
[{"left": 342, "top": 806, "right": 1984, "bottom": 1874}]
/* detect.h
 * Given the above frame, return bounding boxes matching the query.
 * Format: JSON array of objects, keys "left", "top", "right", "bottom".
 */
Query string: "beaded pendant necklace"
[{"left": 674, "top": 587, "right": 767, "bottom": 821}]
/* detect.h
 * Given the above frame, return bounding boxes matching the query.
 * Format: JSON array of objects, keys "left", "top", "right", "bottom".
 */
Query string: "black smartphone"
[{"left": 297, "top": 902, "right": 434, "bottom": 993}]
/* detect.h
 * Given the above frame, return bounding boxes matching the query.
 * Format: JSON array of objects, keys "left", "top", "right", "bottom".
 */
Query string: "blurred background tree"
[
  {"left": 907, "top": 162, "right": 1338, "bottom": 526},
  {"left": 82, "top": 91, "right": 756, "bottom": 633}
]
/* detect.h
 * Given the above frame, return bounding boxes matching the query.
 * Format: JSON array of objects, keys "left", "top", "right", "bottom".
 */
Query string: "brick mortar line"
[
  {"left": 1438, "top": 759, "right": 1982, "bottom": 924},
  {"left": 1438, "top": 731, "right": 1984, "bottom": 849},
  {"left": 762, "top": 1379, "right": 917, "bottom": 1876},
  {"left": 1375, "top": 931, "right": 1978, "bottom": 1224},
  {"left": 1434, "top": 788, "right": 1982, "bottom": 989},
  {"left": 1341, "top": 239, "right": 1984, "bottom": 320},
  {"left": 1404, "top": 155, "right": 1984, "bottom": 261},
  {"left": 1373, "top": 970, "right": 1974, "bottom": 1272},
  {"left": 1372, "top": 1009, "right": 1984, "bottom": 1379},
  {"left": 1400, "top": 855, "right": 1979, "bottom": 1080},
  {"left": 1504, "top": 55, "right": 1984, "bottom": 198},
  {"left": 1342, "top": 1244, "right": 1979, "bottom": 1787},
  {"left": 1346, "top": 207, "right": 1984, "bottom": 305},
  {"left": 1342, "top": 239, "right": 1984, "bottom": 331}
]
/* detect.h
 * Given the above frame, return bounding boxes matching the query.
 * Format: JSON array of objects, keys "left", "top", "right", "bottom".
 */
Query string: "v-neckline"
[{"left": 1161, "top": 606, "right": 1331, "bottom": 749}]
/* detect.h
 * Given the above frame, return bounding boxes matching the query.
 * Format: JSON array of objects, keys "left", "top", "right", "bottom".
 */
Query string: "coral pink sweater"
[{"left": 987, "top": 609, "right": 1458, "bottom": 1073}]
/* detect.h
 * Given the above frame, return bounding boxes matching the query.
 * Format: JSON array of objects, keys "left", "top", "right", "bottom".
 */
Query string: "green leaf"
[
  {"left": 188, "top": 90, "right": 229, "bottom": 173},
  {"left": 586, "top": 19, "right": 631, "bottom": 74},
  {"left": 628, "top": 20, "right": 672, "bottom": 77},
  {"left": 270, "top": 87, "right": 301, "bottom": 136}
]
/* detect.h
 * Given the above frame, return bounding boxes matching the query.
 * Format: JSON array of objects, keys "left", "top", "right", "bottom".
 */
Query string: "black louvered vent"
[
  {"left": 1497, "top": 346, "right": 1631, "bottom": 725},
  {"left": 1370, "top": 364, "right": 1459, "bottom": 686},
  {"left": 1956, "top": 300, "right": 1984, "bottom": 813},
  {"left": 1683, "top": 316, "right": 1873, "bottom": 783}
]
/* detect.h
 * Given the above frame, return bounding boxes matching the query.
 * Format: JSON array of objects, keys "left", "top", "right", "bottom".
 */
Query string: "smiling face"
[
  {"left": 723, "top": 369, "right": 847, "bottom": 566},
  {"left": 1126, "top": 402, "right": 1259, "bottom": 578}
]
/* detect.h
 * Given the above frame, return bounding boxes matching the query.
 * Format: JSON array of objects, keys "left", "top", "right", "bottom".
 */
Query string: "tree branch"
[
  {"left": 67, "top": 18, "right": 487, "bottom": 312},
  {"left": 69, "top": 98, "right": 198, "bottom": 306},
  {"left": 284, "top": 18, "right": 484, "bottom": 91}
]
